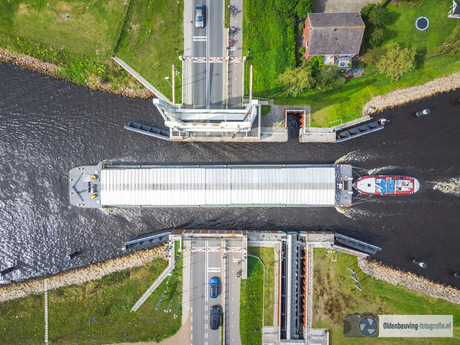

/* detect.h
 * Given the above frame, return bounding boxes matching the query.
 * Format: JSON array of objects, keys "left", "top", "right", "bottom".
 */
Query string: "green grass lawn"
[
  {"left": 275, "top": 0, "right": 460, "bottom": 127},
  {"left": 0, "top": 251, "right": 183, "bottom": 345},
  {"left": 0, "top": 0, "right": 125, "bottom": 60},
  {"left": 277, "top": 53, "right": 460, "bottom": 127},
  {"left": 116, "top": 0, "right": 184, "bottom": 102},
  {"left": 248, "top": 247, "right": 276, "bottom": 326},
  {"left": 240, "top": 255, "right": 264, "bottom": 345},
  {"left": 382, "top": 0, "right": 457, "bottom": 56},
  {"left": 243, "top": 0, "right": 295, "bottom": 97},
  {"left": 313, "top": 248, "right": 460, "bottom": 344}
]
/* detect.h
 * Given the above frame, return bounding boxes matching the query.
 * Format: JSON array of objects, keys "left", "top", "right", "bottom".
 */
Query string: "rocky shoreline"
[
  {"left": 358, "top": 258, "right": 460, "bottom": 305},
  {"left": 0, "top": 49, "right": 153, "bottom": 99},
  {"left": 363, "top": 71, "right": 460, "bottom": 115},
  {"left": 0, "top": 244, "right": 167, "bottom": 303}
]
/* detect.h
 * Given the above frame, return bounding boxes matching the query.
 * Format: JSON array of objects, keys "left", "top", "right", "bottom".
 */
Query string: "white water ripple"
[{"left": 432, "top": 177, "right": 460, "bottom": 196}]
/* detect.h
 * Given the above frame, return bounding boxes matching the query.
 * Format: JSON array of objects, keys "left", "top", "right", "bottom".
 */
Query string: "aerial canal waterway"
[{"left": 1, "top": 63, "right": 459, "bottom": 288}]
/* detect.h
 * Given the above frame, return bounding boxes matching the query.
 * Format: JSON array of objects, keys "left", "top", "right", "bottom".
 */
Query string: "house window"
[{"left": 306, "top": 39, "right": 309, "bottom": 48}]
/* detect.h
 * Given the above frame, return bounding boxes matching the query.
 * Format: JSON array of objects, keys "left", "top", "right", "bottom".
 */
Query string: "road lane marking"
[
  {"left": 193, "top": 36, "right": 207, "bottom": 42},
  {"left": 205, "top": 333, "right": 208, "bottom": 338}
]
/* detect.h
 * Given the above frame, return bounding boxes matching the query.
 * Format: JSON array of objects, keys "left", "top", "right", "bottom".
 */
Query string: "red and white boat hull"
[{"left": 353, "top": 175, "right": 420, "bottom": 196}]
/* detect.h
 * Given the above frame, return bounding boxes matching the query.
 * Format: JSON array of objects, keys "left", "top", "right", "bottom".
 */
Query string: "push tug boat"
[{"left": 353, "top": 175, "right": 421, "bottom": 196}]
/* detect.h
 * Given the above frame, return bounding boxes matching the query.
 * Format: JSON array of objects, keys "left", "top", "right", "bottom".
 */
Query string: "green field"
[
  {"left": 313, "top": 248, "right": 460, "bottom": 344},
  {"left": 0, "top": 0, "right": 125, "bottom": 60},
  {"left": 0, "top": 0, "right": 183, "bottom": 96},
  {"left": 243, "top": 0, "right": 295, "bottom": 97},
  {"left": 240, "top": 247, "right": 276, "bottom": 345},
  {"left": 0, "top": 250, "right": 183, "bottom": 345},
  {"left": 116, "top": 0, "right": 184, "bottom": 101}
]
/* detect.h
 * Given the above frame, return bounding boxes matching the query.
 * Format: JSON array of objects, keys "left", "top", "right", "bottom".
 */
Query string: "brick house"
[{"left": 303, "top": 12, "right": 365, "bottom": 69}]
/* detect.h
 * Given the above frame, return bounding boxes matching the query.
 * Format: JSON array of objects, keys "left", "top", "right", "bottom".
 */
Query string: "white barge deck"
[{"left": 69, "top": 164, "right": 353, "bottom": 208}]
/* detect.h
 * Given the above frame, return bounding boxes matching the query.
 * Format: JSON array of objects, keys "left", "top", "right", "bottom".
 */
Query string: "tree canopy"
[
  {"left": 377, "top": 42, "right": 416, "bottom": 81},
  {"left": 276, "top": 63, "right": 314, "bottom": 96},
  {"left": 437, "top": 24, "right": 460, "bottom": 57}
]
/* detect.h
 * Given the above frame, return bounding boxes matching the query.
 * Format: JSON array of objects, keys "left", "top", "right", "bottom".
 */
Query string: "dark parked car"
[
  {"left": 195, "top": 4, "right": 205, "bottom": 28},
  {"left": 210, "top": 305, "right": 221, "bottom": 330},
  {"left": 210, "top": 277, "right": 218, "bottom": 298}
]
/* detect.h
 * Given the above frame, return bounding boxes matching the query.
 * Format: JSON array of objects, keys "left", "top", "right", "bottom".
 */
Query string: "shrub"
[
  {"left": 314, "top": 64, "right": 346, "bottom": 91},
  {"left": 377, "top": 42, "right": 416, "bottom": 80},
  {"left": 370, "top": 27, "right": 385, "bottom": 46},
  {"left": 309, "top": 55, "right": 323, "bottom": 67},
  {"left": 437, "top": 24, "right": 460, "bottom": 57},
  {"left": 299, "top": 46, "right": 306, "bottom": 55},
  {"left": 275, "top": 0, "right": 299, "bottom": 15},
  {"left": 298, "top": 21, "right": 305, "bottom": 33},
  {"left": 368, "top": 6, "right": 387, "bottom": 26},
  {"left": 276, "top": 62, "right": 314, "bottom": 96},
  {"left": 365, "top": 48, "right": 382, "bottom": 65},
  {"left": 295, "top": 0, "right": 314, "bottom": 18}
]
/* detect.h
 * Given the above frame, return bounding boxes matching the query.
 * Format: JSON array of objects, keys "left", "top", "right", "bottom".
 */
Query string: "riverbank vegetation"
[
  {"left": 0, "top": 251, "right": 183, "bottom": 345},
  {"left": 240, "top": 247, "right": 276, "bottom": 345},
  {"left": 245, "top": 0, "right": 460, "bottom": 126},
  {"left": 0, "top": 0, "right": 183, "bottom": 99},
  {"left": 313, "top": 248, "right": 460, "bottom": 344}
]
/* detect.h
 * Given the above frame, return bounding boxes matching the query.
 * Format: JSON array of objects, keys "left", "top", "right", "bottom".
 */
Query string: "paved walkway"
[{"left": 228, "top": 0, "right": 244, "bottom": 107}]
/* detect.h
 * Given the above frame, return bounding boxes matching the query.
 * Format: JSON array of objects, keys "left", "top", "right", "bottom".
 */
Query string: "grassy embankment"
[
  {"left": 313, "top": 248, "right": 460, "bottom": 344},
  {"left": 0, "top": 0, "right": 183, "bottom": 99},
  {"left": 240, "top": 247, "right": 276, "bottom": 345},
  {"left": 116, "top": 0, "right": 184, "bottom": 102},
  {"left": 243, "top": 0, "right": 460, "bottom": 127},
  {"left": 243, "top": 0, "right": 296, "bottom": 98},
  {"left": 0, "top": 245, "right": 183, "bottom": 345}
]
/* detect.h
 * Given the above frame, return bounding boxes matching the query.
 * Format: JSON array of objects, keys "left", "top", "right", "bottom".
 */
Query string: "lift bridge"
[{"left": 114, "top": 56, "right": 261, "bottom": 142}]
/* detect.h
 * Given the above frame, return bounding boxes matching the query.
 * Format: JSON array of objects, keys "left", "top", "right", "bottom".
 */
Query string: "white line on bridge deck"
[{"left": 193, "top": 36, "right": 207, "bottom": 41}]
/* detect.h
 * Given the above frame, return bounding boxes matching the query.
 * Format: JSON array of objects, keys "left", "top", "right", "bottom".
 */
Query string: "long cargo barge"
[{"left": 69, "top": 164, "right": 353, "bottom": 208}]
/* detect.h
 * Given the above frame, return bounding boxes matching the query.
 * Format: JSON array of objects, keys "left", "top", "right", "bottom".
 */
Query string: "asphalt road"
[
  {"left": 192, "top": 0, "right": 224, "bottom": 108},
  {"left": 190, "top": 238, "right": 223, "bottom": 345}
]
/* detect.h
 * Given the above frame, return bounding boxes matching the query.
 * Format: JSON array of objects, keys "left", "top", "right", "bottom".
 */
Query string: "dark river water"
[{"left": 1, "top": 63, "right": 459, "bottom": 288}]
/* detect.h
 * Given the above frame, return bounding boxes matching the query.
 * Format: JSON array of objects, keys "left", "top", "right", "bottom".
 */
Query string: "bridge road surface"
[
  {"left": 191, "top": 238, "right": 223, "bottom": 345},
  {"left": 192, "top": 0, "right": 224, "bottom": 109}
]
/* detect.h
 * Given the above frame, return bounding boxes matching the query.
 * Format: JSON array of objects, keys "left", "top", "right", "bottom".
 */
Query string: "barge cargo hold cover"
[{"left": 69, "top": 164, "right": 353, "bottom": 208}]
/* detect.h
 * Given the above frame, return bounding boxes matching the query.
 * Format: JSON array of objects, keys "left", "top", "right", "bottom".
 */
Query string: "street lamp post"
[
  {"left": 175, "top": 71, "right": 181, "bottom": 81},
  {"left": 165, "top": 76, "right": 171, "bottom": 87}
]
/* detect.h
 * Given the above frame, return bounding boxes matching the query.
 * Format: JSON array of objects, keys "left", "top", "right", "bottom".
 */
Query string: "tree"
[
  {"left": 276, "top": 63, "right": 314, "bottom": 96},
  {"left": 368, "top": 6, "right": 387, "bottom": 26},
  {"left": 369, "top": 27, "right": 385, "bottom": 46},
  {"left": 437, "top": 24, "right": 460, "bottom": 57},
  {"left": 295, "top": 0, "right": 314, "bottom": 18},
  {"left": 275, "top": 0, "right": 298, "bottom": 15},
  {"left": 377, "top": 42, "right": 416, "bottom": 81},
  {"left": 314, "top": 64, "right": 346, "bottom": 91}
]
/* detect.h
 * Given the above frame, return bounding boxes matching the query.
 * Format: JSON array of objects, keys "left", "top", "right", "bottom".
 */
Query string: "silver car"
[{"left": 195, "top": 4, "right": 205, "bottom": 28}]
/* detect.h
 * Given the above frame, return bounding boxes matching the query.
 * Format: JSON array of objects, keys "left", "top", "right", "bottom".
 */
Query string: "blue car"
[{"left": 210, "top": 277, "right": 218, "bottom": 298}]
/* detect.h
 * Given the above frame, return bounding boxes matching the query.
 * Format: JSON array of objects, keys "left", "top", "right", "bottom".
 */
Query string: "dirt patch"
[
  {"left": 57, "top": 13, "right": 72, "bottom": 22},
  {"left": 57, "top": 1, "right": 75, "bottom": 12},
  {"left": 17, "top": 3, "right": 28, "bottom": 16}
]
